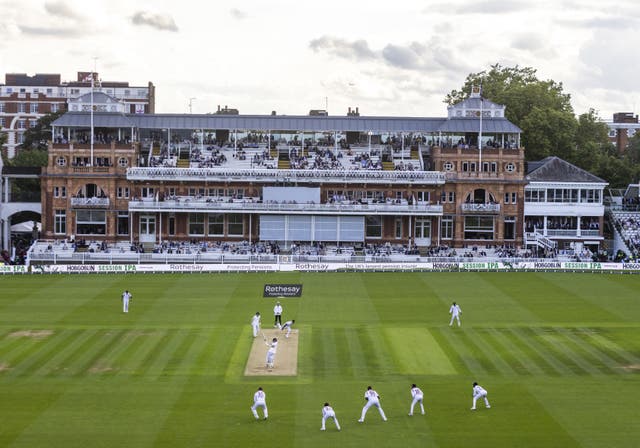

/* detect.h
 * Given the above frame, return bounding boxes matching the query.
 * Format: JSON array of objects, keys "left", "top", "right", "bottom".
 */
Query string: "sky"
[{"left": 1, "top": 0, "right": 639, "bottom": 120}]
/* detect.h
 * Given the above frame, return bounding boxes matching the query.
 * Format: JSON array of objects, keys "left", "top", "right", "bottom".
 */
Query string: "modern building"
[
  {"left": 0, "top": 72, "right": 155, "bottom": 157},
  {"left": 35, "top": 89, "right": 606, "bottom": 253}
]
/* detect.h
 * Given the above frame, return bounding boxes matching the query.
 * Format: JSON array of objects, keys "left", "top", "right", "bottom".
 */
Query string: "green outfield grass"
[{"left": 1, "top": 272, "right": 639, "bottom": 447}]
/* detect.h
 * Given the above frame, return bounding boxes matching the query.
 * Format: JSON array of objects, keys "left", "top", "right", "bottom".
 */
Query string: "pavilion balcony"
[
  {"left": 128, "top": 198, "right": 443, "bottom": 216},
  {"left": 126, "top": 167, "right": 446, "bottom": 185}
]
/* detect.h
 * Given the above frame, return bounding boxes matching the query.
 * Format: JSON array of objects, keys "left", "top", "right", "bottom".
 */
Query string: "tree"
[
  {"left": 6, "top": 149, "right": 48, "bottom": 167},
  {"left": 20, "top": 111, "right": 63, "bottom": 151},
  {"left": 445, "top": 64, "right": 577, "bottom": 161}
]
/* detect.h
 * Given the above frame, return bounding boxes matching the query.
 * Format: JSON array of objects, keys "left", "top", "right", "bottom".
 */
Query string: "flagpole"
[
  {"left": 478, "top": 85, "right": 483, "bottom": 169},
  {"left": 90, "top": 73, "right": 94, "bottom": 167}
]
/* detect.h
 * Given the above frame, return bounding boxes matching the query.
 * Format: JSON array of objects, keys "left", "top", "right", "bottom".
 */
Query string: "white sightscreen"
[
  {"left": 259, "top": 215, "right": 364, "bottom": 242},
  {"left": 259, "top": 215, "right": 286, "bottom": 240},
  {"left": 288, "top": 216, "right": 313, "bottom": 240},
  {"left": 339, "top": 216, "right": 364, "bottom": 241}
]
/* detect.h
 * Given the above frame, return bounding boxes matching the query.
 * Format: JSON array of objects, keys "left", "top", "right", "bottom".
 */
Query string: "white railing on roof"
[{"left": 126, "top": 167, "right": 445, "bottom": 184}]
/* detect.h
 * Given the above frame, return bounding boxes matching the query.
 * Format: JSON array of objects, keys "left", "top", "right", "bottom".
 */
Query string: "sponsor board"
[
  {"left": 0, "top": 265, "right": 28, "bottom": 274},
  {"left": 30, "top": 261, "right": 640, "bottom": 274},
  {"left": 263, "top": 284, "right": 303, "bottom": 297}
]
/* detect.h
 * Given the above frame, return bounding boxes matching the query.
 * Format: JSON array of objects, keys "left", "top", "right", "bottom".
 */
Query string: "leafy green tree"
[
  {"left": 20, "top": 111, "right": 63, "bottom": 151},
  {"left": 6, "top": 149, "right": 48, "bottom": 167}
]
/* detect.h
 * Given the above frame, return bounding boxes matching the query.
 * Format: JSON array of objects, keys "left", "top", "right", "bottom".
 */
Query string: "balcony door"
[{"left": 139, "top": 215, "right": 156, "bottom": 243}]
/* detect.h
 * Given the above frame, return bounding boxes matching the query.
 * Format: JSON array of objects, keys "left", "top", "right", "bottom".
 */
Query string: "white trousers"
[
  {"left": 472, "top": 392, "right": 490, "bottom": 408},
  {"left": 123, "top": 298, "right": 129, "bottom": 313},
  {"left": 252, "top": 324, "right": 260, "bottom": 337},
  {"left": 251, "top": 402, "right": 268, "bottom": 419},
  {"left": 410, "top": 395, "right": 424, "bottom": 414},
  {"left": 449, "top": 314, "right": 460, "bottom": 326},
  {"left": 322, "top": 412, "right": 340, "bottom": 430},
  {"left": 360, "top": 400, "right": 387, "bottom": 421},
  {"left": 266, "top": 349, "right": 276, "bottom": 367}
]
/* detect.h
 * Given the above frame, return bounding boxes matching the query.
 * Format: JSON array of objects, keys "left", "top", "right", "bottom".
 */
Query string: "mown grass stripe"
[
  {"left": 529, "top": 327, "right": 595, "bottom": 375},
  {"left": 160, "top": 329, "right": 200, "bottom": 377},
  {"left": 465, "top": 328, "right": 517, "bottom": 376},
  {"left": 123, "top": 330, "right": 173, "bottom": 377},
  {"left": 321, "top": 327, "right": 338, "bottom": 378},
  {"left": 488, "top": 328, "right": 546, "bottom": 376},
  {"left": 32, "top": 329, "right": 98, "bottom": 377},
  {"left": 72, "top": 329, "right": 128, "bottom": 377},
  {"left": 429, "top": 327, "right": 471, "bottom": 375},
  {"left": 144, "top": 329, "right": 189, "bottom": 380},
  {"left": 544, "top": 327, "right": 609, "bottom": 375},
  {"left": 6, "top": 330, "right": 77, "bottom": 378},
  {"left": 438, "top": 327, "right": 488, "bottom": 376},
  {"left": 332, "top": 328, "right": 354, "bottom": 378},
  {"left": 360, "top": 327, "right": 392, "bottom": 375},
  {"left": 556, "top": 328, "right": 619, "bottom": 375},
  {"left": 582, "top": 331, "right": 640, "bottom": 366},
  {"left": 457, "top": 329, "right": 501, "bottom": 375},
  {"left": 345, "top": 327, "right": 369, "bottom": 377},
  {"left": 109, "top": 330, "right": 162, "bottom": 377},
  {"left": 133, "top": 330, "right": 175, "bottom": 378},
  {"left": 0, "top": 334, "right": 50, "bottom": 371},
  {"left": 190, "top": 329, "right": 225, "bottom": 375},
  {"left": 481, "top": 328, "right": 532, "bottom": 376},
  {"left": 509, "top": 327, "right": 574, "bottom": 376},
  {"left": 46, "top": 330, "right": 106, "bottom": 378},
  {"left": 180, "top": 329, "right": 215, "bottom": 377}
]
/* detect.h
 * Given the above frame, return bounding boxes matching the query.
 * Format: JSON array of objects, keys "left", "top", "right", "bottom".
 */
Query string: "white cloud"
[{"left": 131, "top": 11, "right": 179, "bottom": 32}]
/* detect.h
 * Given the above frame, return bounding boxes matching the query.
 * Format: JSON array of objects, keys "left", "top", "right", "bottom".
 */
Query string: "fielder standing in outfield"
[
  {"left": 251, "top": 387, "right": 268, "bottom": 420},
  {"left": 449, "top": 301, "right": 462, "bottom": 327},
  {"left": 408, "top": 384, "right": 425, "bottom": 415},
  {"left": 471, "top": 382, "right": 491, "bottom": 410},
  {"left": 321, "top": 402, "right": 341, "bottom": 431},
  {"left": 121, "top": 290, "right": 132, "bottom": 313},
  {"left": 265, "top": 337, "right": 278, "bottom": 369},
  {"left": 358, "top": 386, "right": 387, "bottom": 422},
  {"left": 281, "top": 319, "right": 295, "bottom": 338},
  {"left": 273, "top": 301, "right": 283, "bottom": 328},
  {"left": 251, "top": 312, "right": 261, "bottom": 338}
]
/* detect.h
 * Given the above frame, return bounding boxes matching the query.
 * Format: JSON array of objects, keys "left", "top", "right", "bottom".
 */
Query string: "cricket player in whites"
[
  {"left": 265, "top": 337, "right": 278, "bottom": 369},
  {"left": 449, "top": 301, "right": 462, "bottom": 327},
  {"left": 122, "top": 290, "right": 132, "bottom": 313},
  {"left": 251, "top": 312, "right": 261, "bottom": 338},
  {"left": 281, "top": 319, "right": 295, "bottom": 338},
  {"left": 251, "top": 387, "right": 268, "bottom": 420},
  {"left": 321, "top": 402, "right": 341, "bottom": 431},
  {"left": 358, "top": 386, "right": 387, "bottom": 422},
  {"left": 408, "top": 384, "right": 425, "bottom": 415},
  {"left": 471, "top": 382, "right": 491, "bottom": 410}
]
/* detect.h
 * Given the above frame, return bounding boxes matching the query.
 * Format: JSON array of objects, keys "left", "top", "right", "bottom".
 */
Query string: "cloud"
[
  {"left": 309, "top": 36, "right": 377, "bottom": 61},
  {"left": 230, "top": 8, "right": 248, "bottom": 20},
  {"left": 131, "top": 11, "right": 178, "bottom": 32},
  {"left": 310, "top": 35, "right": 469, "bottom": 78},
  {"left": 44, "top": 1, "right": 79, "bottom": 19},
  {"left": 428, "top": 0, "right": 530, "bottom": 15},
  {"left": 18, "top": 25, "right": 81, "bottom": 37},
  {"left": 511, "top": 33, "right": 545, "bottom": 52}
]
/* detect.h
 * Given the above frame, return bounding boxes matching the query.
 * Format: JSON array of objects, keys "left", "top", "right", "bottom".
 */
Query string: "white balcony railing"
[
  {"left": 126, "top": 167, "right": 446, "bottom": 185},
  {"left": 128, "top": 198, "right": 443, "bottom": 216}
]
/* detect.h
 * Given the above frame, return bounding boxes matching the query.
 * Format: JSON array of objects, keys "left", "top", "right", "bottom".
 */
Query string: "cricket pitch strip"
[{"left": 245, "top": 328, "right": 299, "bottom": 376}]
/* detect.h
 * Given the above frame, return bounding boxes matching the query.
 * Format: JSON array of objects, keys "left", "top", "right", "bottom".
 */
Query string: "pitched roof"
[{"left": 526, "top": 156, "right": 607, "bottom": 184}]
